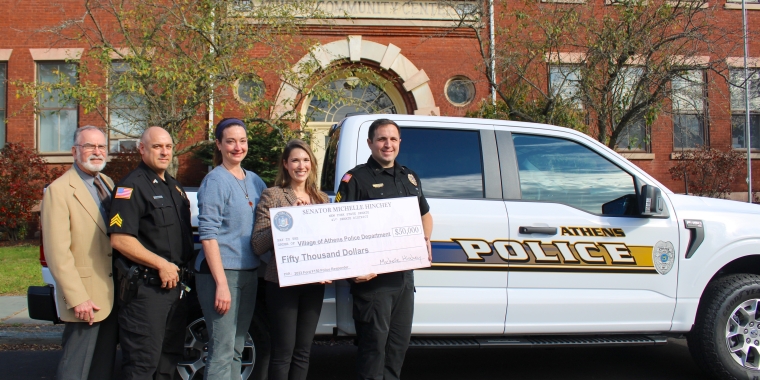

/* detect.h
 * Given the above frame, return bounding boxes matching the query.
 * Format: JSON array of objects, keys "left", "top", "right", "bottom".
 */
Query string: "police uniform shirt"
[
  {"left": 107, "top": 162, "right": 193, "bottom": 266},
  {"left": 335, "top": 156, "right": 430, "bottom": 291}
]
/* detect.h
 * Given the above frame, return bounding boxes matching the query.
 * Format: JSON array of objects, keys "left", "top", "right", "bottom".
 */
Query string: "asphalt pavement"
[
  {"left": 0, "top": 337, "right": 712, "bottom": 380},
  {"left": 0, "top": 296, "right": 713, "bottom": 379}
]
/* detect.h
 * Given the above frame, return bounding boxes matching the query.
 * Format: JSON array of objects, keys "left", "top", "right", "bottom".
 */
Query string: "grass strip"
[{"left": 0, "top": 245, "right": 43, "bottom": 296}]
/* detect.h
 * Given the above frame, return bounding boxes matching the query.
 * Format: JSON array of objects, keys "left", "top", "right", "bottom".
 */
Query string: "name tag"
[{"left": 153, "top": 195, "right": 164, "bottom": 199}]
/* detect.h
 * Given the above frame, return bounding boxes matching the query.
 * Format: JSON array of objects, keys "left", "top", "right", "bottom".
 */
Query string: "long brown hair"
[{"left": 275, "top": 139, "right": 327, "bottom": 204}]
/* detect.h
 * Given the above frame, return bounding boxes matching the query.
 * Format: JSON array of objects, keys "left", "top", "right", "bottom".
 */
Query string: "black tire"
[{"left": 688, "top": 273, "right": 760, "bottom": 380}]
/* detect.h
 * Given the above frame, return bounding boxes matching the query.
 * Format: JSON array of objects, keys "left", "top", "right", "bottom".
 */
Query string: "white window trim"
[
  {"left": 727, "top": 57, "right": 760, "bottom": 68},
  {"left": 108, "top": 48, "right": 133, "bottom": 60},
  {"left": 107, "top": 48, "right": 155, "bottom": 59},
  {"left": 670, "top": 55, "right": 711, "bottom": 66},
  {"left": 606, "top": 0, "right": 709, "bottom": 5},
  {"left": 29, "top": 48, "right": 83, "bottom": 61},
  {"left": 620, "top": 153, "right": 655, "bottom": 160},
  {"left": 625, "top": 55, "right": 647, "bottom": 66},
  {"left": 0, "top": 49, "right": 12, "bottom": 61},
  {"left": 672, "top": 152, "right": 760, "bottom": 159},
  {"left": 725, "top": 1, "right": 760, "bottom": 10},
  {"left": 42, "top": 156, "right": 75, "bottom": 164},
  {"left": 545, "top": 52, "right": 586, "bottom": 64},
  {"left": 542, "top": 0, "right": 586, "bottom": 3},
  {"left": 668, "top": 0, "right": 710, "bottom": 7}
]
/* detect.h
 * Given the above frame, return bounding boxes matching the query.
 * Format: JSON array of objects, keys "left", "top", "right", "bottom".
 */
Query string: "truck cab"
[{"left": 30, "top": 114, "right": 760, "bottom": 380}]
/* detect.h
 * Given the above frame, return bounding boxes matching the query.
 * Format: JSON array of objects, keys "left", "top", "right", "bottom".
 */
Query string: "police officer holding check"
[
  {"left": 335, "top": 118, "right": 434, "bottom": 380},
  {"left": 109, "top": 126, "right": 193, "bottom": 380}
]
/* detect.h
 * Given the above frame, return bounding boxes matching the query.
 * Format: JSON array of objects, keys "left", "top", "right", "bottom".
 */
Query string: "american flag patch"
[
  {"left": 115, "top": 187, "right": 133, "bottom": 199},
  {"left": 341, "top": 173, "right": 352, "bottom": 183}
]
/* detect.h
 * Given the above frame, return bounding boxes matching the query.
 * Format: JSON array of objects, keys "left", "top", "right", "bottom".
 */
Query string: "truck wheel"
[
  {"left": 689, "top": 274, "right": 760, "bottom": 380},
  {"left": 177, "top": 317, "right": 255, "bottom": 380}
]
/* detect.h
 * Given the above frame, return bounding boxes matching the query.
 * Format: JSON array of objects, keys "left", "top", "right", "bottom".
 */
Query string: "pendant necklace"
[{"left": 223, "top": 163, "right": 253, "bottom": 209}]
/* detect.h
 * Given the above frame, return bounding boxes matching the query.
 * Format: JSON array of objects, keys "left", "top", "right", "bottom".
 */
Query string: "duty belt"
[
  {"left": 139, "top": 266, "right": 190, "bottom": 286},
  {"left": 138, "top": 267, "right": 163, "bottom": 286}
]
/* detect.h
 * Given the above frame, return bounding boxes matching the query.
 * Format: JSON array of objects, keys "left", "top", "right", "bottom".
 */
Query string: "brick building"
[{"left": 0, "top": 0, "right": 758, "bottom": 198}]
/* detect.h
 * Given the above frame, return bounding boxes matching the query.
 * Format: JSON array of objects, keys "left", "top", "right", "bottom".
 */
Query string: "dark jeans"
[
  {"left": 119, "top": 282, "right": 188, "bottom": 380},
  {"left": 266, "top": 282, "right": 325, "bottom": 380},
  {"left": 352, "top": 272, "right": 414, "bottom": 380}
]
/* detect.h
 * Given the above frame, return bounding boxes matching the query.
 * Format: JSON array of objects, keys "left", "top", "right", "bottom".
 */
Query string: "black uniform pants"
[
  {"left": 352, "top": 273, "right": 414, "bottom": 380},
  {"left": 266, "top": 282, "right": 325, "bottom": 380},
  {"left": 119, "top": 282, "right": 187, "bottom": 380}
]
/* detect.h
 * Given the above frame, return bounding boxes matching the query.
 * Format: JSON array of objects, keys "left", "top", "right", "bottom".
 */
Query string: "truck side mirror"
[{"left": 639, "top": 184, "right": 665, "bottom": 216}]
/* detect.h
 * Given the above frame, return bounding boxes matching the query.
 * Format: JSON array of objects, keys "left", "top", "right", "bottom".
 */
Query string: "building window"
[
  {"left": 730, "top": 69, "right": 760, "bottom": 150},
  {"left": 109, "top": 62, "right": 147, "bottom": 152},
  {"left": 235, "top": 76, "right": 265, "bottom": 104},
  {"left": 307, "top": 78, "right": 397, "bottom": 123},
  {"left": 0, "top": 63, "right": 6, "bottom": 148},
  {"left": 673, "top": 70, "right": 706, "bottom": 149},
  {"left": 614, "top": 66, "right": 648, "bottom": 151},
  {"left": 549, "top": 64, "right": 582, "bottom": 108},
  {"left": 444, "top": 76, "right": 476, "bottom": 107},
  {"left": 37, "top": 62, "right": 78, "bottom": 153},
  {"left": 616, "top": 119, "right": 648, "bottom": 151}
]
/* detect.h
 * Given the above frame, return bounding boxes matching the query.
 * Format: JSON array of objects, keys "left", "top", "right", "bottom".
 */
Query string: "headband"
[{"left": 215, "top": 118, "right": 246, "bottom": 141}]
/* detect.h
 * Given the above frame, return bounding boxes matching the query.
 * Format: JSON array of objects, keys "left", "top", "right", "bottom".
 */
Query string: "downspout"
[
  {"left": 209, "top": 9, "right": 216, "bottom": 142},
  {"left": 490, "top": 0, "right": 496, "bottom": 105},
  {"left": 742, "top": 0, "right": 753, "bottom": 202}
]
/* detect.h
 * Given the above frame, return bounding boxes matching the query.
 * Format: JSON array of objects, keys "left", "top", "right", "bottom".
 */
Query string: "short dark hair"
[{"left": 367, "top": 119, "right": 401, "bottom": 141}]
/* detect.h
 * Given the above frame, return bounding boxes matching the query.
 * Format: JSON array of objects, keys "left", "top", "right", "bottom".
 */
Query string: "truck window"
[
  {"left": 512, "top": 133, "right": 635, "bottom": 215},
  {"left": 321, "top": 124, "right": 341, "bottom": 193},
  {"left": 396, "top": 128, "right": 484, "bottom": 199}
]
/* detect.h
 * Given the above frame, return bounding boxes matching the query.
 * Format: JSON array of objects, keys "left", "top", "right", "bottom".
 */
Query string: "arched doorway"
[{"left": 272, "top": 36, "right": 440, "bottom": 176}]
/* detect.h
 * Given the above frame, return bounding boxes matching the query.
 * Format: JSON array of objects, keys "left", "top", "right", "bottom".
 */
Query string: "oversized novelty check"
[{"left": 269, "top": 197, "right": 430, "bottom": 287}]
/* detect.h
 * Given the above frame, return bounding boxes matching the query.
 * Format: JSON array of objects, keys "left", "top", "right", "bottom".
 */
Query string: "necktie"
[{"left": 93, "top": 178, "right": 111, "bottom": 215}]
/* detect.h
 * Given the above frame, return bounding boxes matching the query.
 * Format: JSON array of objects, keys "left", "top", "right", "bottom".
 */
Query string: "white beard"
[{"left": 79, "top": 154, "right": 106, "bottom": 173}]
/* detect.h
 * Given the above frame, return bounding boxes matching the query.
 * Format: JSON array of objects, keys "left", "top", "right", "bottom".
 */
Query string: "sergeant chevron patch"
[{"left": 110, "top": 213, "right": 123, "bottom": 227}]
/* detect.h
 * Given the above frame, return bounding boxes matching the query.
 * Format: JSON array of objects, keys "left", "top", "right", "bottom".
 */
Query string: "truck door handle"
[{"left": 518, "top": 226, "right": 557, "bottom": 235}]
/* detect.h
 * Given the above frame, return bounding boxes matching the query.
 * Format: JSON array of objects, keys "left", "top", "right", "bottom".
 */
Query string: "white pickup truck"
[{"left": 29, "top": 114, "right": 760, "bottom": 380}]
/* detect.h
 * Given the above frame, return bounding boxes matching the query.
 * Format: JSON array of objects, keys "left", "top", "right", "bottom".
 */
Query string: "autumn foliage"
[
  {"left": 102, "top": 149, "right": 142, "bottom": 184},
  {"left": 669, "top": 146, "right": 746, "bottom": 199},
  {"left": 0, "top": 143, "right": 64, "bottom": 240}
]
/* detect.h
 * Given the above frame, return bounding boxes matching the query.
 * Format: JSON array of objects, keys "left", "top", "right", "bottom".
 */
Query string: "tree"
[
  {"left": 0, "top": 143, "right": 63, "bottom": 241},
  {"left": 460, "top": 0, "right": 742, "bottom": 148},
  {"left": 668, "top": 145, "right": 745, "bottom": 198},
  {"left": 14, "top": 0, "right": 385, "bottom": 176}
]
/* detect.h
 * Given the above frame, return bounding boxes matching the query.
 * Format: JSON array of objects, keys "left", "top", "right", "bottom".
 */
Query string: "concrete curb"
[
  {"left": 0, "top": 296, "right": 63, "bottom": 345},
  {"left": 0, "top": 327, "right": 63, "bottom": 345}
]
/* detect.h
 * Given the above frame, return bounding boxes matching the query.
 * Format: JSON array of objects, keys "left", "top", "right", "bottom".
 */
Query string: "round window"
[
  {"left": 445, "top": 76, "right": 475, "bottom": 106},
  {"left": 236, "top": 76, "right": 265, "bottom": 103}
]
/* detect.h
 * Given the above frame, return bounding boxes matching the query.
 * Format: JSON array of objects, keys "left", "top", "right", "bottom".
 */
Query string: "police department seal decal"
[
  {"left": 273, "top": 211, "right": 293, "bottom": 232},
  {"left": 653, "top": 241, "right": 675, "bottom": 275}
]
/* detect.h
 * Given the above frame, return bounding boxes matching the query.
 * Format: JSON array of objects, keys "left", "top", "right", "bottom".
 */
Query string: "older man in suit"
[{"left": 42, "top": 125, "right": 119, "bottom": 380}]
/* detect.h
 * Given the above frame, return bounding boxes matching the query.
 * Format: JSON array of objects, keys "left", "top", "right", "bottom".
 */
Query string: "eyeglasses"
[{"left": 76, "top": 144, "right": 108, "bottom": 152}]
